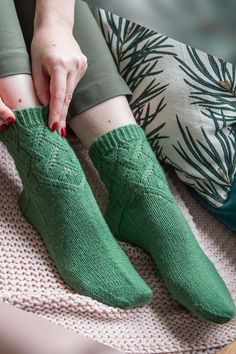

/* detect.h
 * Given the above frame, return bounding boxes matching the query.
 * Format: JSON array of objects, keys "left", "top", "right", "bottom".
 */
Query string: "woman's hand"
[
  {"left": 0, "top": 96, "right": 16, "bottom": 131},
  {"left": 31, "top": 25, "right": 88, "bottom": 136}
]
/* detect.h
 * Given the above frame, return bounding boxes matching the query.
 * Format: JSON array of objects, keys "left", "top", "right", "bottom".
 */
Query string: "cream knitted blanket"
[{"left": 0, "top": 136, "right": 235, "bottom": 354}]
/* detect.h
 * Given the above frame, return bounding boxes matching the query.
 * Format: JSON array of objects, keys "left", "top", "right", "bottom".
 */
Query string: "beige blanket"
[{"left": 0, "top": 136, "right": 236, "bottom": 354}]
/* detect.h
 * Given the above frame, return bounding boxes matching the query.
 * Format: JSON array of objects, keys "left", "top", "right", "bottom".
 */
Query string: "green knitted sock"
[
  {"left": 0, "top": 107, "right": 153, "bottom": 308},
  {"left": 89, "top": 123, "right": 236, "bottom": 322}
]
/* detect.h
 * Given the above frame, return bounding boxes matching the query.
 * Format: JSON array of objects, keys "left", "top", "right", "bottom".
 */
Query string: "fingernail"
[
  {"left": 7, "top": 117, "right": 16, "bottom": 124},
  {"left": 51, "top": 122, "right": 58, "bottom": 131},
  {"left": 60, "top": 127, "right": 67, "bottom": 137},
  {"left": 0, "top": 124, "right": 8, "bottom": 131}
]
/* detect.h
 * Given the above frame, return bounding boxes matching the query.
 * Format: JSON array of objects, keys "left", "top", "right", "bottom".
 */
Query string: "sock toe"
[
  {"left": 62, "top": 267, "right": 153, "bottom": 309},
  {"left": 121, "top": 283, "right": 153, "bottom": 309},
  {"left": 195, "top": 296, "right": 236, "bottom": 323},
  {"left": 169, "top": 265, "right": 236, "bottom": 324},
  {"left": 93, "top": 283, "right": 153, "bottom": 309}
]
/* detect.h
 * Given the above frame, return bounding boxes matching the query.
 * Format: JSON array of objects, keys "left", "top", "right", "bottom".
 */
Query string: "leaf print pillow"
[{"left": 93, "top": 8, "right": 236, "bottom": 232}]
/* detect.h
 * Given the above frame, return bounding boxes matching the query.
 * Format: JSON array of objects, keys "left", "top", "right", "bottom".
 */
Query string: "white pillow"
[{"left": 93, "top": 8, "right": 236, "bottom": 231}]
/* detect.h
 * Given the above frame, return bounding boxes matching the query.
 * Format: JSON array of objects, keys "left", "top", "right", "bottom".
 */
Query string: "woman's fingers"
[
  {"left": 33, "top": 67, "right": 50, "bottom": 106},
  {"left": 56, "top": 57, "right": 88, "bottom": 137},
  {"left": 48, "top": 54, "right": 88, "bottom": 137},
  {"left": 57, "top": 71, "right": 77, "bottom": 137},
  {"left": 0, "top": 96, "right": 16, "bottom": 131},
  {"left": 48, "top": 68, "right": 67, "bottom": 132}
]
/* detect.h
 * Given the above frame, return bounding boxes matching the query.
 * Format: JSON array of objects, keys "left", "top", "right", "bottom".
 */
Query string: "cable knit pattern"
[
  {"left": 0, "top": 106, "right": 152, "bottom": 309},
  {"left": 0, "top": 123, "right": 236, "bottom": 353}
]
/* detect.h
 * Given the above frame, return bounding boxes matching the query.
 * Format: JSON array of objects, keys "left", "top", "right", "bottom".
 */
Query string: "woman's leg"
[
  {"left": 69, "top": 95, "right": 136, "bottom": 148},
  {"left": 0, "top": 0, "right": 152, "bottom": 308},
  {"left": 69, "top": 93, "right": 236, "bottom": 323},
  {"left": 0, "top": 75, "right": 40, "bottom": 110}
]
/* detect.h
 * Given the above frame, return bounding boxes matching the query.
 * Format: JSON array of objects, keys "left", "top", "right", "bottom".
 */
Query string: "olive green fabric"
[
  {"left": 0, "top": 0, "right": 132, "bottom": 119},
  {"left": 0, "top": 0, "right": 31, "bottom": 77}
]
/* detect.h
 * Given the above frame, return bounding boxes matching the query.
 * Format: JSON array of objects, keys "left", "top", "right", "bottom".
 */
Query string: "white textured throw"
[{"left": 0, "top": 137, "right": 236, "bottom": 354}]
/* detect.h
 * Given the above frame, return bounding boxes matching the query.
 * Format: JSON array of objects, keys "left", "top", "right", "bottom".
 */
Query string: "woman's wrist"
[
  {"left": 34, "top": 16, "right": 74, "bottom": 33},
  {"left": 34, "top": 0, "right": 75, "bottom": 32}
]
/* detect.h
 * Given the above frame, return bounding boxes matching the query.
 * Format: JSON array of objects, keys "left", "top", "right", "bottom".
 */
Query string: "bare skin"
[
  {"left": 69, "top": 95, "right": 137, "bottom": 149},
  {"left": 0, "top": 75, "right": 40, "bottom": 119},
  {"left": 0, "top": 302, "right": 122, "bottom": 354}
]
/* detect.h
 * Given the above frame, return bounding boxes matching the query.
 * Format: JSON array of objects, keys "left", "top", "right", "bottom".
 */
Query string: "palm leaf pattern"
[
  {"left": 175, "top": 48, "right": 236, "bottom": 115},
  {"left": 94, "top": 8, "right": 236, "bottom": 207},
  {"left": 167, "top": 114, "right": 235, "bottom": 205},
  {"left": 172, "top": 47, "right": 236, "bottom": 205}
]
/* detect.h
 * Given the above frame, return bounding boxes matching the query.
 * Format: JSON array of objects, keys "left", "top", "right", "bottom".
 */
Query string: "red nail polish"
[
  {"left": 51, "top": 122, "right": 58, "bottom": 131},
  {"left": 0, "top": 124, "right": 8, "bottom": 131},
  {"left": 7, "top": 117, "right": 16, "bottom": 124},
  {"left": 60, "top": 127, "right": 67, "bottom": 137}
]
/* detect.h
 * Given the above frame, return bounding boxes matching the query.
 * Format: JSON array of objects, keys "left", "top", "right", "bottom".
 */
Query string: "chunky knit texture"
[
  {"left": 0, "top": 107, "right": 152, "bottom": 308},
  {"left": 89, "top": 124, "right": 236, "bottom": 323}
]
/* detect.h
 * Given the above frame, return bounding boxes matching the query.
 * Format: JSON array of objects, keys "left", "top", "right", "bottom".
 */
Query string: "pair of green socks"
[{"left": 1, "top": 106, "right": 235, "bottom": 323}]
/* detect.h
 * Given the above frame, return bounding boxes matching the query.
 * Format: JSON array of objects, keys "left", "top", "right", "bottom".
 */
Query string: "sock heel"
[
  {"left": 19, "top": 190, "right": 46, "bottom": 232},
  {"left": 18, "top": 189, "right": 29, "bottom": 215},
  {"left": 104, "top": 199, "right": 125, "bottom": 240}
]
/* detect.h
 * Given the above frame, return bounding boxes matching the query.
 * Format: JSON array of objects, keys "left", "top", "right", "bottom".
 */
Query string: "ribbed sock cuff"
[
  {"left": 89, "top": 124, "right": 146, "bottom": 161},
  {"left": 12, "top": 105, "right": 49, "bottom": 128}
]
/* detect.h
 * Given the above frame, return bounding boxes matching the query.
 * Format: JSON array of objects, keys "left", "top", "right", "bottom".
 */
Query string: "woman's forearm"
[{"left": 34, "top": 0, "right": 75, "bottom": 30}]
